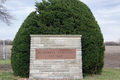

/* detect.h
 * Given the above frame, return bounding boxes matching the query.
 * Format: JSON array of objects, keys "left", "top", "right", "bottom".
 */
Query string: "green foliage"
[{"left": 11, "top": 0, "right": 105, "bottom": 77}]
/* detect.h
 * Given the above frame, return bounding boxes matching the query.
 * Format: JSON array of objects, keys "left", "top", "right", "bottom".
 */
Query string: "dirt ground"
[
  {"left": 0, "top": 46, "right": 120, "bottom": 71},
  {"left": 104, "top": 53, "right": 120, "bottom": 69},
  {"left": 104, "top": 46, "right": 120, "bottom": 69},
  {"left": 0, "top": 64, "right": 11, "bottom": 71}
]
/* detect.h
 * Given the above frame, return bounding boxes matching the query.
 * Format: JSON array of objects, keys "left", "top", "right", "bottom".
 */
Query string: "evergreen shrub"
[{"left": 11, "top": 0, "right": 105, "bottom": 77}]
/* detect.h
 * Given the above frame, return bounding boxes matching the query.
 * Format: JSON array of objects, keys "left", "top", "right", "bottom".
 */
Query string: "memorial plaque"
[{"left": 36, "top": 49, "right": 76, "bottom": 59}]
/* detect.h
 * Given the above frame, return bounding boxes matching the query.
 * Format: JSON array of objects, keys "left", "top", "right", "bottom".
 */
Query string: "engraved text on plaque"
[{"left": 36, "top": 49, "right": 76, "bottom": 59}]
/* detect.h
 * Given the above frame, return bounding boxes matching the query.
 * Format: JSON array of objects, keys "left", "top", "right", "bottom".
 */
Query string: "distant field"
[
  {"left": 0, "top": 45, "right": 12, "bottom": 59},
  {"left": 105, "top": 46, "right": 120, "bottom": 54}
]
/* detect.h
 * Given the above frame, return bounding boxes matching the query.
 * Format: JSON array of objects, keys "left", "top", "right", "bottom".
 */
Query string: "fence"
[{"left": 0, "top": 45, "right": 12, "bottom": 59}]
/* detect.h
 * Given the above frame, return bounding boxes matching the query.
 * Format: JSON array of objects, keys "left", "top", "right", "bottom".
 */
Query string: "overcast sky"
[{"left": 0, "top": 0, "right": 120, "bottom": 42}]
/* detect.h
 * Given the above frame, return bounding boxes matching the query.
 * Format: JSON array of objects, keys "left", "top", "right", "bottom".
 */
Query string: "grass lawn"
[
  {"left": 0, "top": 59, "right": 19, "bottom": 80},
  {"left": 0, "top": 60, "right": 120, "bottom": 80},
  {"left": 0, "top": 71, "right": 18, "bottom": 80},
  {"left": 0, "top": 59, "right": 18, "bottom": 80},
  {"left": 83, "top": 68, "right": 120, "bottom": 80},
  {"left": 0, "top": 59, "right": 11, "bottom": 64}
]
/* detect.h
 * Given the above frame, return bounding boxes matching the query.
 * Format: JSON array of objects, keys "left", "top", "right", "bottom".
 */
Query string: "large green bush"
[{"left": 11, "top": 0, "right": 105, "bottom": 77}]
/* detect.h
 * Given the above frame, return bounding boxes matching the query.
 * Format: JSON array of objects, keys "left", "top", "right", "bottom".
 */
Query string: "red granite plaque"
[{"left": 36, "top": 49, "right": 76, "bottom": 59}]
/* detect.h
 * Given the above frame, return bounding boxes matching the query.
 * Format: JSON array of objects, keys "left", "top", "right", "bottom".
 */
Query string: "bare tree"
[
  {"left": 0, "top": 0, "right": 14, "bottom": 26},
  {"left": 0, "top": 39, "right": 13, "bottom": 45},
  {"left": 5, "top": 39, "right": 12, "bottom": 45},
  {"left": 0, "top": 39, "right": 3, "bottom": 44}
]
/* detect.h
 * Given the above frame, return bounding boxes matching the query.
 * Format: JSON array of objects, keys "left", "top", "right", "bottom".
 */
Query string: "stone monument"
[{"left": 29, "top": 35, "right": 83, "bottom": 79}]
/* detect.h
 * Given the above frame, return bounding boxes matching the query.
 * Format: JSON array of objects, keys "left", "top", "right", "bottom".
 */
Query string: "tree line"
[
  {"left": 0, "top": 39, "right": 12, "bottom": 45},
  {"left": 104, "top": 41, "right": 120, "bottom": 46}
]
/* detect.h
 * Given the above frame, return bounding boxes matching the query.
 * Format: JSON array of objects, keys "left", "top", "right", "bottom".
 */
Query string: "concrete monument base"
[{"left": 29, "top": 35, "right": 83, "bottom": 79}]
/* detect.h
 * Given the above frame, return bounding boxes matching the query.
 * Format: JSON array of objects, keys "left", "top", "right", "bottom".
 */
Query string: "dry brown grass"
[{"left": 105, "top": 46, "right": 120, "bottom": 54}]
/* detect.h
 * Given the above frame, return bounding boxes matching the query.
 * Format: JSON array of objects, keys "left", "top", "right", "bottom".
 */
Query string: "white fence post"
[
  {"left": 6, "top": 44, "right": 7, "bottom": 59},
  {"left": 0, "top": 44, "right": 1, "bottom": 59},
  {"left": 3, "top": 41, "right": 5, "bottom": 60}
]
